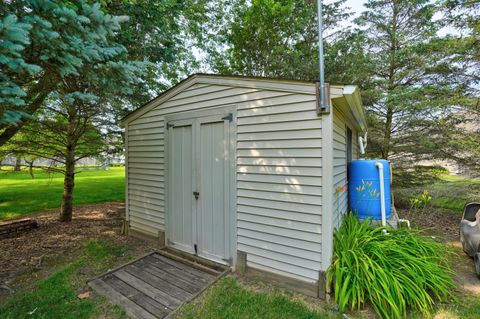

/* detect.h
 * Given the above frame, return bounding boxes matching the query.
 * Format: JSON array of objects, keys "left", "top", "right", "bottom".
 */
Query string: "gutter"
[{"left": 343, "top": 85, "right": 367, "bottom": 131}]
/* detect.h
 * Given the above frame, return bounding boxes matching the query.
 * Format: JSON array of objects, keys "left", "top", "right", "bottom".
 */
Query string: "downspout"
[
  {"left": 358, "top": 132, "right": 367, "bottom": 159},
  {"left": 375, "top": 161, "right": 387, "bottom": 227}
]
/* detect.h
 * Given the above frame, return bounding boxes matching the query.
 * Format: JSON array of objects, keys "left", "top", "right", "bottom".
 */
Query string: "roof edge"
[
  {"left": 343, "top": 85, "right": 367, "bottom": 132},
  {"left": 120, "top": 74, "right": 201, "bottom": 126},
  {"left": 120, "top": 73, "right": 354, "bottom": 126}
]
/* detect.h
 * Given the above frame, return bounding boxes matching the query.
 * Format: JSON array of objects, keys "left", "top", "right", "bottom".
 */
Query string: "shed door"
[
  {"left": 167, "top": 119, "right": 196, "bottom": 254},
  {"left": 196, "top": 116, "right": 232, "bottom": 263},
  {"left": 167, "top": 113, "right": 233, "bottom": 265}
]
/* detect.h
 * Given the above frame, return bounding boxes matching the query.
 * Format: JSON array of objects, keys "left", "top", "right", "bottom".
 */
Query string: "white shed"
[{"left": 120, "top": 74, "right": 366, "bottom": 297}]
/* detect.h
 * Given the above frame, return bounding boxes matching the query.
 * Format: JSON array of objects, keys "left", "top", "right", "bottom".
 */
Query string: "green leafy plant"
[
  {"left": 409, "top": 190, "right": 433, "bottom": 212},
  {"left": 327, "top": 214, "right": 455, "bottom": 319}
]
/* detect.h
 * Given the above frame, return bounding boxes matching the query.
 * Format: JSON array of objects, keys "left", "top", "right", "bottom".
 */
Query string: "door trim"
[
  {"left": 165, "top": 105, "right": 236, "bottom": 122},
  {"left": 164, "top": 105, "right": 237, "bottom": 267}
]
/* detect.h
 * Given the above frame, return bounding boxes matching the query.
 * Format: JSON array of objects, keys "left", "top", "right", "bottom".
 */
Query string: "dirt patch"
[
  {"left": 399, "top": 209, "right": 461, "bottom": 241},
  {"left": 0, "top": 202, "right": 158, "bottom": 303}
]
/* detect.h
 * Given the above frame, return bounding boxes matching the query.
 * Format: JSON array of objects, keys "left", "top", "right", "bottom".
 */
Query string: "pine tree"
[
  {"left": 354, "top": 0, "right": 450, "bottom": 159},
  {"left": 199, "top": 0, "right": 351, "bottom": 80},
  {"left": 1, "top": 1, "right": 147, "bottom": 221},
  {"left": 0, "top": 1, "right": 136, "bottom": 146}
]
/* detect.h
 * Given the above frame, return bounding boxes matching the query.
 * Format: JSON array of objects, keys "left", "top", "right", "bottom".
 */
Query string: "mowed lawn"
[
  {"left": 0, "top": 167, "right": 125, "bottom": 220},
  {"left": 394, "top": 174, "right": 480, "bottom": 214}
]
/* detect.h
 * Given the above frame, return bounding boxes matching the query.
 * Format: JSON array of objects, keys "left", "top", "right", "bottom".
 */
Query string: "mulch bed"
[{"left": 399, "top": 208, "right": 461, "bottom": 241}]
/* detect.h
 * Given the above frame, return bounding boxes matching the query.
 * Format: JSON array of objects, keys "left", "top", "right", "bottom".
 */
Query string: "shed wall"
[
  {"left": 126, "top": 82, "right": 329, "bottom": 283},
  {"left": 332, "top": 105, "right": 360, "bottom": 230}
]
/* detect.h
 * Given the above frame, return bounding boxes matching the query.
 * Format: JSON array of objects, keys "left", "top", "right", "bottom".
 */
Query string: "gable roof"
[{"left": 120, "top": 73, "right": 366, "bottom": 131}]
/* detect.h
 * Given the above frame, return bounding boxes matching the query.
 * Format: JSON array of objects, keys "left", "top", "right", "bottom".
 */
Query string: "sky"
[
  {"left": 343, "top": 0, "right": 367, "bottom": 17},
  {"left": 327, "top": 0, "right": 457, "bottom": 36}
]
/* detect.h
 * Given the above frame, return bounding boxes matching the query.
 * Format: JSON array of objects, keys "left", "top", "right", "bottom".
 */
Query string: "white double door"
[{"left": 166, "top": 112, "right": 233, "bottom": 265}]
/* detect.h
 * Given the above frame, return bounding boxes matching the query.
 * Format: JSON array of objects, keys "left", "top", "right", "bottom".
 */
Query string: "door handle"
[{"left": 193, "top": 191, "right": 200, "bottom": 200}]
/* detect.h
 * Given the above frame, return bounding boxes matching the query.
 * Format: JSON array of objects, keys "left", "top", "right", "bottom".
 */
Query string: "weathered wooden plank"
[
  {"left": 142, "top": 255, "right": 212, "bottom": 284},
  {"left": 159, "top": 249, "right": 227, "bottom": 273},
  {"left": 130, "top": 294, "right": 169, "bottom": 319},
  {"left": 132, "top": 259, "right": 204, "bottom": 293},
  {"left": 150, "top": 254, "right": 217, "bottom": 280},
  {"left": 125, "top": 264, "right": 198, "bottom": 301},
  {"left": 89, "top": 278, "right": 158, "bottom": 319},
  {"left": 0, "top": 218, "right": 38, "bottom": 239},
  {"left": 103, "top": 275, "right": 169, "bottom": 318},
  {"left": 102, "top": 275, "right": 137, "bottom": 298},
  {"left": 112, "top": 270, "right": 183, "bottom": 308}
]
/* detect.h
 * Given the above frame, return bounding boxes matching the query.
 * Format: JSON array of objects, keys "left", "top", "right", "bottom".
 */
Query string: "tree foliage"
[
  {"left": 202, "top": 0, "right": 351, "bottom": 80},
  {"left": 0, "top": 0, "right": 140, "bottom": 146},
  {"left": 198, "top": 0, "right": 479, "bottom": 169},
  {"left": 354, "top": 0, "right": 453, "bottom": 159},
  {"left": 382, "top": 0, "right": 480, "bottom": 169},
  {"left": 103, "top": 0, "right": 208, "bottom": 107},
  {"left": 0, "top": 14, "right": 41, "bottom": 124}
]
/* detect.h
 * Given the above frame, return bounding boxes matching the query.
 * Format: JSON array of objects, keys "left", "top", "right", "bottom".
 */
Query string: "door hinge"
[
  {"left": 194, "top": 244, "right": 198, "bottom": 255},
  {"left": 222, "top": 113, "right": 233, "bottom": 122},
  {"left": 222, "top": 257, "right": 233, "bottom": 265},
  {"left": 166, "top": 122, "right": 174, "bottom": 129}
]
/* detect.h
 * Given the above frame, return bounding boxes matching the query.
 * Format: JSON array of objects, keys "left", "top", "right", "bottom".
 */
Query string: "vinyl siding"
[
  {"left": 332, "top": 107, "right": 347, "bottom": 230},
  {"left": 125, "top": 79, "right": 344, "bottom": 283},
  {"left": 236, "top": 88, "right": 325, "bottom": 283},
  {"left": 332, "top": 106, "right": 360, "bottom": 230}
]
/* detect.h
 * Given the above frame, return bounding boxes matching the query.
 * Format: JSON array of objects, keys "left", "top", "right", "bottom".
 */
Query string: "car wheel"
[{"left": 475, "top": 253, "right": 480, "bottom": 279}]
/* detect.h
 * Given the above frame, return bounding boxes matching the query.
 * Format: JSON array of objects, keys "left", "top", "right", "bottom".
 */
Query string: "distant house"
[{"left": 120, "top": 74, "right": 366, "bottom": 297}]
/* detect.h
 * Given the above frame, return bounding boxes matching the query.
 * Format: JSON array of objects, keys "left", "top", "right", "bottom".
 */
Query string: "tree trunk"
[
  {"left": 382, "top": 106, "right": 394, "bottom": 159},
  {"left": 14, "top": 158, "right": 21, "bottom": 171},
  {"left": 59, "top": 106, "right": 77, "bottom": 223},
  {"left": 382, "top": 0, "right": 398, "bottom": 160},
  {"left": 60, "top": 149, "right": 75, "bottom": 222},
  {"left": 27, "top": 160, "right": 34, "bottom": 179}
]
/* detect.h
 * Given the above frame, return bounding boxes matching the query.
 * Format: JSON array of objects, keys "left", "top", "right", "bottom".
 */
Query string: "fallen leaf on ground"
[{"left": 77, "top": 291, "right": 90, "bottom": 299}]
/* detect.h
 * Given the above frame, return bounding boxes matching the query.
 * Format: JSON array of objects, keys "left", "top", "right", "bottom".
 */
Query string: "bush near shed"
[{"left": 327, "top": 214, "right": 456, "bottom": 319}]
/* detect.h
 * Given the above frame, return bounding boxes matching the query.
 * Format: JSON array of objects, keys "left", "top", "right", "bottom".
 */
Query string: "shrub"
[
  {"left": 409, "top": 190, "right": 433, "bottom": 212},
  {"left": 109, "top": 163, "right": 125, "bottom": 167},
  {"left": 327, "top": 214, "right": 455, "bottom": 319},
  {"left": 392, "top": 165, "right": 448, "bottom": 188}
]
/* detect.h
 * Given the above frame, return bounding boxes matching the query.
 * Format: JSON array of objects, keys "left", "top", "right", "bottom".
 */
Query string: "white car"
[{"left": 460, "top": 202, "right": 480, "bottom": 278}]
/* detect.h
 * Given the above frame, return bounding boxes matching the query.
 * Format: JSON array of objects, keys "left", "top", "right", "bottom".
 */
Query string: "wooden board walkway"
[{"left": 89, "top": 251, "right": 226, "bottom": 319}]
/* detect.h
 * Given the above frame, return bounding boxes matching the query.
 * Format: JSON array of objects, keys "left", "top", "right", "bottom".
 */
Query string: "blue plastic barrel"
[{"left": 348, "top": 159, "right": 391, "bottom": 220}]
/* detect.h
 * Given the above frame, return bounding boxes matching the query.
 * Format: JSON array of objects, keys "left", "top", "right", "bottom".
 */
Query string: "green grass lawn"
[
  {"left": 0, "top": 167, "right": 125, "bottom": 220},
  {"left": 0, "top": 239, "right": 126, "bottom": 319},
  {"left": 394, "top": 174, "right": 480, "bottom": 214},
  {"left": 177, "top": 277, "right": 340, "bottom": 319}
]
